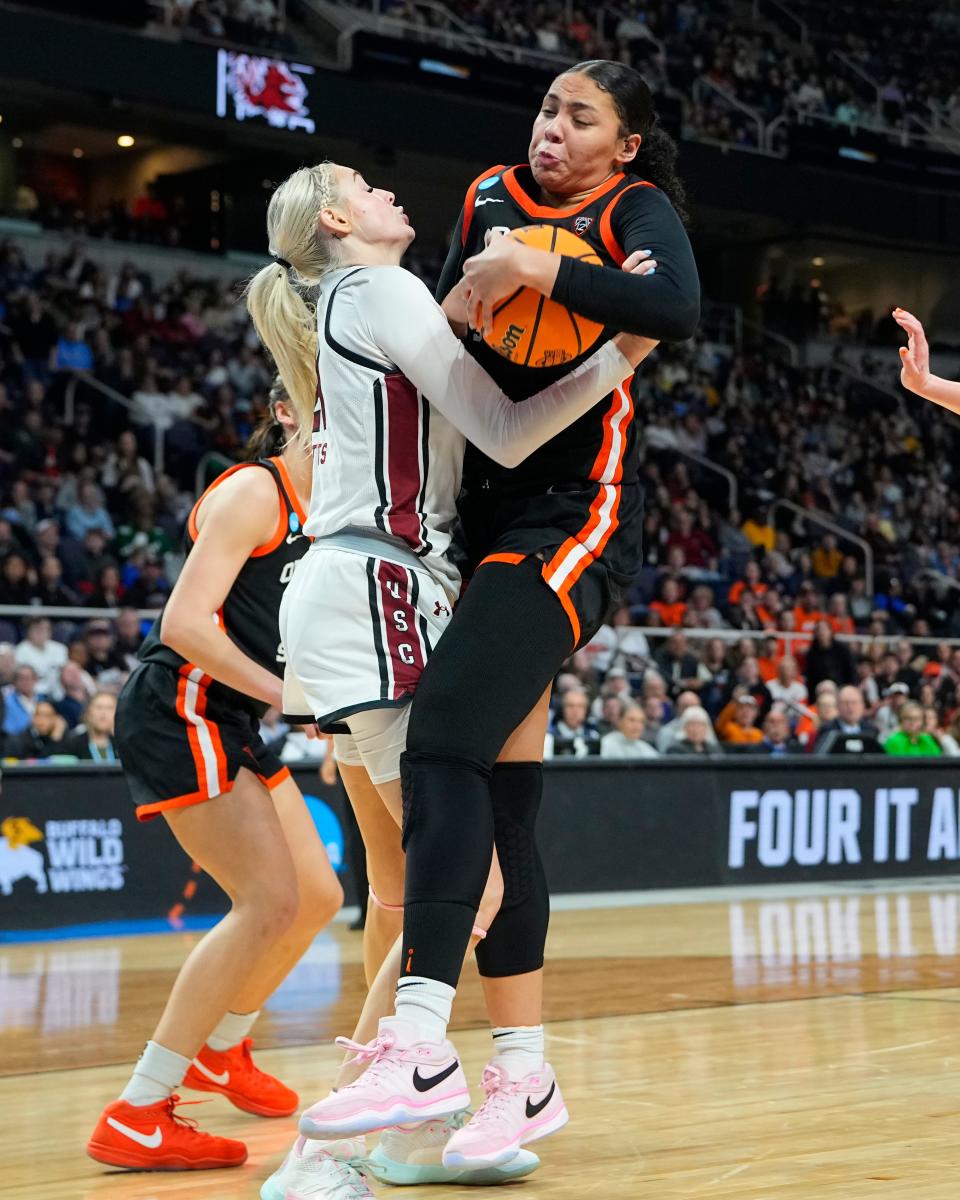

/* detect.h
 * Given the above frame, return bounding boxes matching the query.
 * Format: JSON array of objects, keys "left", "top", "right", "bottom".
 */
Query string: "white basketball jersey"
[
  {"left": 307, "top": 266, "right": 463, "bottom": 592},
  {"left": 303, "top": 263, "right": 633, "bottom": 596}
]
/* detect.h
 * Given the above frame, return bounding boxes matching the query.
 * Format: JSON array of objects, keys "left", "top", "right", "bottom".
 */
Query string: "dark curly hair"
[{"left": 562, "top": 60, "right": 690, "bottom": 225}]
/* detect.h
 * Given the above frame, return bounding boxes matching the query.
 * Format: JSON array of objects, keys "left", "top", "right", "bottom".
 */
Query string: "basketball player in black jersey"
[
  {"left": 300, "top": 60, "right": 700, "bottom": 1167},
  {"left": 87, "top": 386, "right": 343, "bottom": 1172}
]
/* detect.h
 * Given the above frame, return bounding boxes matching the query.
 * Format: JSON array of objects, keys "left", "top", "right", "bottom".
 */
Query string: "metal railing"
[
  {"left": 64, "top": 374, "right": 165, "bottom": 477},
  {"left": 751, "top": 0, "right": 808, "bottom": 45},
  {"left": 912, "top": 568, "right": 960, "bottom": 596},
  {"left": 194, "top": 450, "right": 236, "bottom": 498},
  {"left": 671, "top": 449, "right": 739, "bottom": 514},
  {"left": 770, "top": 499, "right": 874, "bottom": 597},
  {"left": 0, "top": 604, "right": 160, "bottom": 621},
  {"left": 691, "top": 76, "right": 766, "bottom": 149},
  {"left": 306, "top": 0, "right": 575, "bottom": 71}
]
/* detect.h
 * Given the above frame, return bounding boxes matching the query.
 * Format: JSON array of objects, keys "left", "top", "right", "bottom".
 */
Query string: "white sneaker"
[
  {"left": 260, "top": 1136, "right": 371, "bottom": 1200},
  {"left": 366, "top": 1111, "right": 541, "bottom": 1186},
  {"left": 299, "top": 1019, "right": 470, "bottom": 1138}
]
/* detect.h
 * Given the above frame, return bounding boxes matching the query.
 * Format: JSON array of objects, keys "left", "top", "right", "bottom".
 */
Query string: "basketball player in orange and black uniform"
[
  {"left": 338, "top": 60, "right": 700, "bottom": 1167},
  {"left": 87, "top": 388, "right": 343, "bottom": 1172}
]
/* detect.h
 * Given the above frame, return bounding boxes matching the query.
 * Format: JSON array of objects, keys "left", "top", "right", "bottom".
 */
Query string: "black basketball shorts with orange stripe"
[
  {"left": 458, "top": 477, "right": 643, "bottom": 652},
  {"left": 115, "top": 662, "right": 290, "bottom": 823}
]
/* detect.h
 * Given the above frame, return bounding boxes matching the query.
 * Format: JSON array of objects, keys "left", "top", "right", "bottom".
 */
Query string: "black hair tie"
[{"left": 274, "top": 255, "right": 292, "bottom": 271}]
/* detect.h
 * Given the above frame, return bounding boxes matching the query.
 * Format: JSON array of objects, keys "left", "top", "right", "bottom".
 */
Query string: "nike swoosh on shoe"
[
  {"left": 192, "top": 1060, "right": 230, "bottom": 1086},
  {"left": 412, "top": 1062, "right": 461, "bottom": 1093},
  {"left": 105, "top": 1118, "right": 163, "bottom": 1149},
  {"left": 525, "top": 1083, "right": 556, "bottom": 1119}
]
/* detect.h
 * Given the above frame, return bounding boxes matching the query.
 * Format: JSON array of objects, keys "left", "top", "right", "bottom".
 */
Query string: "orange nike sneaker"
[
  {"left": 183, "top": 1038, "right": 298, "bottom": 1117},
  {"left": 87, "top": 1095, "right": 247, "bottom": 1170}
]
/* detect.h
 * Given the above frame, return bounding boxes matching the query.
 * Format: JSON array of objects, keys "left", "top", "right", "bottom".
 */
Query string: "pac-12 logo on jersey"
[{"left": 574, "top": 216, "right": 594, "bottom": 235}]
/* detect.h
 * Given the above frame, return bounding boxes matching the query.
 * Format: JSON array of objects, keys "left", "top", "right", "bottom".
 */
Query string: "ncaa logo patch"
[
  {"left": 478, "top": 175, "right": 501, "bottom": 190},
  {"left": 289, "top": 510, "right": 300, "bottom": 533}
]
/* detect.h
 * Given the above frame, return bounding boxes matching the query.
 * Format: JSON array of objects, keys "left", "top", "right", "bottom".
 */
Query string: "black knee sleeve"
[
  {"left": 476, "top": 762, "right": 550, "bottom": 978},
  {"left": 399, "top": 751, "right": 495, "bottom": 987}
]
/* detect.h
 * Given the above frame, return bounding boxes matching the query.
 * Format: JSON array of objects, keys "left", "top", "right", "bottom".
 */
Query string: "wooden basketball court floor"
[{"left": 4, "top": 878, "right": 960, "bottom": 1199}]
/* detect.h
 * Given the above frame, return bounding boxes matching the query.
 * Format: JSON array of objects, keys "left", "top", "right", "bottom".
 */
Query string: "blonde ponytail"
[{"left": 245, "top": 161, "right": 343, "bottom": 445}]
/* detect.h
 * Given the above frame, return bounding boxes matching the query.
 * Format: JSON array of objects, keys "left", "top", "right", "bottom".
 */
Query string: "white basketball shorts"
[{"left": 279, "top": 543, "right": 454, "bottom": 781}]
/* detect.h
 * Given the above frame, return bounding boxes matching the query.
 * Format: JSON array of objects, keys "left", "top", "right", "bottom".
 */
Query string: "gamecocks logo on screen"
[{"left": 216, "top": 49, "right": 316, "bottom": 134}]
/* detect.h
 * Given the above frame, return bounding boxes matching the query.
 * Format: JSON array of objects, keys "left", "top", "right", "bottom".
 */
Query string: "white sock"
[
  {"left": 394, "top": 976, "right": 455, "bottom": 1044},
  {"left": 207, "top": 1009, "right": 260, "bottom": 1052},
  {"left": 490, "top": 1025, "right": 545, "bottom": 1079},
  {"left": 119, "top": 1041, "right": 190, "bottom": 1107}
]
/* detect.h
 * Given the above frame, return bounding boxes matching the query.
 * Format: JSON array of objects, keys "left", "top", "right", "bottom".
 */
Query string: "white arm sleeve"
[{"left": 364, "top": 268, "right": 634, "bottom": 469}]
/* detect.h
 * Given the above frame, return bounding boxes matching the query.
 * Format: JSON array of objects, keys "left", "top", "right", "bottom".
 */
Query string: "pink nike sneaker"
[
  {"left": 441, "top": 1063, "right": 568, "bottom": 1169},
  {"left": 299, "top": 1018, "right": 470, "bottom": 1139}
]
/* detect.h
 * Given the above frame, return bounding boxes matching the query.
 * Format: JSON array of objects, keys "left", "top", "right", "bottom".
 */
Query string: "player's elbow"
[
  {"left": 160, "top": 603, "right": 205, "bottom": 660},
  {"left": 656, "top": 294, "right": 700, "bottom": 342},
  {"left": 485, "top": 441, "right": 527, "bottom": 470}
]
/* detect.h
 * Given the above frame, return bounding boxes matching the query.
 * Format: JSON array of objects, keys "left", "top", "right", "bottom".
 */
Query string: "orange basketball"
[{"left": 483, "top": 225, "right": 604, "bottom": 368}]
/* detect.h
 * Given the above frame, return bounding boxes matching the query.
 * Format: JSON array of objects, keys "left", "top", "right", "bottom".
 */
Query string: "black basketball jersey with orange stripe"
[
  {"left": 437, "top": 163, "right": 699, "bottom": 589},
  {"left": 138, "top": 457, "right": 308, "bottom": 718}
]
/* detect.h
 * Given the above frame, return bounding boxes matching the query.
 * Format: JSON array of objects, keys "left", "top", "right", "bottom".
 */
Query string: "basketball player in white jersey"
[{"left": 242, "top": 160, "right": 657, "bottom": 1198}]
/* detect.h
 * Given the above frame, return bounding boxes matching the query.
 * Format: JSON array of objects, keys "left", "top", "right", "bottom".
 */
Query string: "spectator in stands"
[
  {"left": 0, "top": 553, "right": 36, "bottom": 606},
  {"left": 649, "top": 577, "right": 687, "bottom": 627},
  {"left": 33, "top": 555, "right": 79, "bottom": 608},
  {"left": 65, "top": 482, "right": 116, "bottom": 542},
  {"left": 814, "top": 685, "right": 880, "bottom": 752},
  {"left": 545, "top": 688, "right": 602, "bottom": 758},
  {"left": 123, "top": 550, "right": 171, "bottom": 608},
  {"left": 884, "top": 702, "right": 943, "bottom": 757},
  {"left": 11, "top": 292, "right": 58, "bottom": 384},
  {"left": 82, "top": 620, "right": 128, "bottom": 680},
  {"left": 767, "top": 656, "right": 808, "bottom": 711},
  {"left": 115, "top": 607, "right": 145, "bottom": 668},
  {"left": 742, "top": 507, "right": 775, "bottom": 552},
  {"left": 716, "top": 691, "right": 764, "bottom": 746},
  {"left": 699, "top": 637, "right": 733, "bottom": 715},
  {"left": 601, "top": 702, "right": 659, "bottom": 760},
  {"left": 728, "top": 560, "right": 768, "bottom": 607},
  {"left": 15, "top": 618, "right": 68, "bottom": 701},
  {"left": 811, "top": 534, "right": 843, "bottom": 582},
  {"left": 52, "top": 321, "right": 94, "bottom": 374},
  {"left": 686, "top": 585, "right": 725, "bottom": 628},
  {"left": 653, "top": 631, "right": 705, "bottom": 695},
  {"left": 4, "top": 698, "right": 66, "bottom": 760},
  {"left": 894, "top": 638, "right": 923, "bottom": 693},
  {"left": 657, "top": 689, "right": 720, "bottom": 752},
  {"left": 3, "top": 664, "right": 40, "bottom": 736},
  {"left": 666, "top": 705, "right": 718, "bottom": 756},
  {"left": 594, "top": 693, "right": 627, "bottom": 736},
  {"left": 102, "top": 429, "right": 155, "bottom": 498},
  {"left": 827, "top": 593, "right": 855, "bottom": 636},
  {"left": 792, "top": 585, "right": 828, "bottom": 642},
  {"left": 62, "top": 691, "right": 118, "bottom": 761},
  {"left": 56, "top": 661, "right": 96, "bottom": 729},
  {"left": 641, "top": 690, "right": 668, "bottom": 745},
  {"left": 805, "top": 620, "right": 857, "bottom": 690},
  {"left": 728, "top": 588, "right": 768, "bottom": 632},
  {"left": 923, "top": 706, "right": 960, "bottom": 756},
  {"left": 666, "top": 510, "right": 717, "bottom": 571},
  {"left": 728, "top": 655, "right": 773, "bottom": 717},
  {"left": 755, "top": 706, "right": 804, "bottom": 755},
  {"left": 586, "top": 607, "right": 651, "bottom": 676},
  {"left": 875, "top": 682, "right": 911, "bottom": 741}
]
